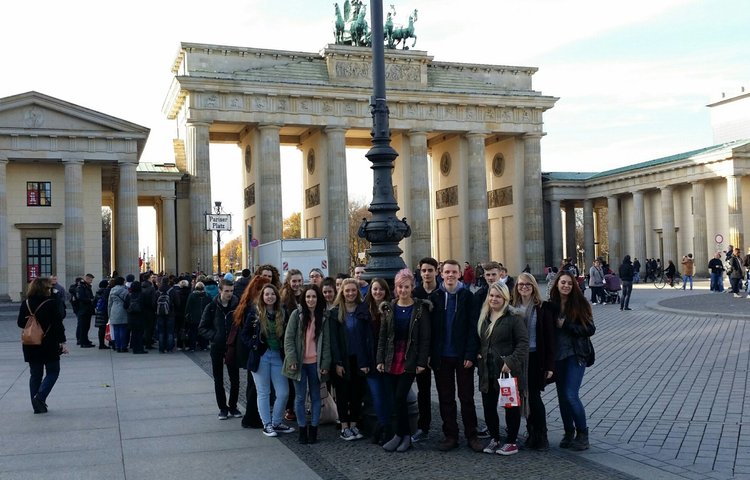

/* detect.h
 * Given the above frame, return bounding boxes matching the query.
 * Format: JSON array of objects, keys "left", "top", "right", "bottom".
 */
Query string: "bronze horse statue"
[
  {"left": 350, "top": 4, "right": 369, "bottom": 47},
  {"left": 391, "top": 9, "right": 417, "bottom": 49},
  {"left": 334, "top": 3, "right": 345, "bottom": 44}
]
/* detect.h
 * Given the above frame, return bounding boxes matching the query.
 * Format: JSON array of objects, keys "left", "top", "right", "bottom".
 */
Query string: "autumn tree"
[
  {"left": 349, "top": 199, "right": 372, "bottom": 271},
  {"left": 283, "top": 212, "right": 301, "bottom": 239},
  {"left": 213, "top": 236, "right": 243, "bottom": 273}
]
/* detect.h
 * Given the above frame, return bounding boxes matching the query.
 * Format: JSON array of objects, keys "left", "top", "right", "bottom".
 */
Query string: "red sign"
[
  {"left": 27, "top": 189, "right": 38, "bottom": 206},
  {"left": 27, "top": 264, "right": 39, "bottom": 281}
]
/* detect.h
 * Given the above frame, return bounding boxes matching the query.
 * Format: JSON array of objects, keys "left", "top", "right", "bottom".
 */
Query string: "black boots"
[
  {"left": 560, "top": 430, "right": 575, "bottom": 449},
  {"left": 298, "top": 425, "right": 309, "bottom": 444},
  {"left": 535, "top": 427, "right": 550, "bottom": 451},
  {"left": 572, "top": 428, "right": 589, "bottom": 451},
  {"left": 371, "top": 424, "right": 384, "bottom": 445},
  {"left": 521, "top": 425, "right": 537, "bottom": 449},
  {"left": 308, "top": 425, "right": 318, "bottom": 444}
]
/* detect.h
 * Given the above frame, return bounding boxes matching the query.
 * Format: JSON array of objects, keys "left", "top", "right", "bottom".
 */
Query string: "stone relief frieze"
[
  {"left": 276, "top": 98, "right": 288, "bottom": 111},
  {"left": 254, "top": 97, "right": 266, "bottom": 111},
  {"left": 229, "top": 96, "right": 242, "bottom": 109},
  {"left": 24, "top": 107, "right": 44, "bottom": 128},
  {"left": 487, "top": 186, "right": 513, "bottom": 208},
  {"left": 436, "top": 185, "right": 458, "bottom": 209},
  {"left": 244, "top": 183, "right": 255, "bottom": 208},
  {"left": 384, "top": 64, "right": 420, "bottom": 82},
  {"left": 300, "top": 99, "right": 311, "bottom": 112},
  {"left": 305, "top": 184, "right": 321, "bottom": 208},
  {"left": 204, "top": 94, "right": 219, "bottom": 108},
  {"left": 323, "top": 101, "right": 334, "bottom": 113},
  {"left": 501, "top": 108, "right": 513, "bottom": 122},
  {"left": 335, "top": 61, "right": 370, "bottom": 79}
]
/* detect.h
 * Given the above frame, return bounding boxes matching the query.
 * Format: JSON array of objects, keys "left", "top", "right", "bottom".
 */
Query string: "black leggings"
[
  {"left": 481, "top": 381, "right": 521, "bottom": 443},
  {"left": 527, "top": 351, "right": 548, "bottom": 435}
]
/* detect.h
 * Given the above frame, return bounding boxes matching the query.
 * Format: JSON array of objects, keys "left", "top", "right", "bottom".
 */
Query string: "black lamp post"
[
  {"left": 357, "top": 0, "right": 411, "bottom": 282},
  {"left": 214, "top": 201, "right": 222, "bottom": 276}
]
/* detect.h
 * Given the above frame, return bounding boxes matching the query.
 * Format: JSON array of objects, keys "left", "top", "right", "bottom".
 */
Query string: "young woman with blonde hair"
[
  {"left": 510, "top": 272, "right": 555, "bottom": 450},
  {"left": 476, "top": 281, "right": 528, "bottom": 455}
]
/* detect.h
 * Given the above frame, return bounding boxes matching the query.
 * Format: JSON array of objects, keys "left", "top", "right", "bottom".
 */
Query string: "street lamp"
[
  {"left": 357, "top": 0, "right": 411, "bottom": 282},
  {"left": 214, "top": 201, "right": 222, "bottom": 276}
]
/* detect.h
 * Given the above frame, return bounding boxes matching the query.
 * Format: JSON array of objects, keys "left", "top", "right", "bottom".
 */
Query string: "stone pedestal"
[{"left": 64, "top": 160, "right": 85, "bottom": 278}]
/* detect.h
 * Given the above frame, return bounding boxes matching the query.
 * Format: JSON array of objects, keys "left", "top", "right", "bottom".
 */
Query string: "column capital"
[
  {"left": 160, "top": 194, "right": 177, "bottom": 201},
  {"left": 186, "top": 120, "right": 212, "bottom": 128},
  {"left": 523, "top": 132, "right": 544, "bottom": 140},
  {"left": 407, "top": 129, "right": 429, "bottom": 137},
  {"left": 323, "top": 126, "right": 347, "bottom": 134},
  {"left": 465, "top": 131, "right": 489, "bottom": 138},
  {"left": 63, "top": 158, "right": 84, "bottom": 166},
  {"left": 258, "top": 123, "right": 282, "bottom": 131},
  {"left": 660, "top": 185, "right": 673, "bottom": 192}
]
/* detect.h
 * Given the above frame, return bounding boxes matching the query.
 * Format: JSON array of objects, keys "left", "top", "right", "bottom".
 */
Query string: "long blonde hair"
[
  {"left": 510, "top": 272, "right": 542, "bottom": 307},
  {"left": 477, "top": 281, "right": 511, "bottom": 338},
  {"left": 333, "top": 278, "right": 362, "bottom": 323}
]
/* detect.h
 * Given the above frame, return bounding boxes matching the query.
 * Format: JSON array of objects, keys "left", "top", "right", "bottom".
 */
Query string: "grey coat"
[
  {"left": 589, "top": 266, "right": 605, "bottom": 287},
  {"left": 107, "top": 285, "right": 129, "bottom": 325},
  {"left": 477, "top": 308, "right": 529, "bottom": 397}
]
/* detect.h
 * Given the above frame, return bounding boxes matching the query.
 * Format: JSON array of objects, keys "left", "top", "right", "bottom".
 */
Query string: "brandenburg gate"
[{"left": 163, "top": 42, "right": 557, "bottom": 275}]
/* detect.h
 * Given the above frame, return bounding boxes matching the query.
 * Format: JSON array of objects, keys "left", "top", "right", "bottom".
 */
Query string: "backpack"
[
  {"left": 22, "top": 299, "right": 52, "bottom": 346},
  {"left": 156, "top": 292, "right": 171, "bottom": 316},
  {"left": 127, "top": 293, "right": 142, "bottom": 314},
  {"left": 69, "top": 283, "right": 80, "bottom": 313},
  {"left": 94, "top": 293, "right": 107, "bottom": 315}
]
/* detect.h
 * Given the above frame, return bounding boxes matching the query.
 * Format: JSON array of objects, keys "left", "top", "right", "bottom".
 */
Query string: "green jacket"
[
  {"left": 282, "top": 308, "right": 331, "bottom": 383},
  {"left": 477, "top": 308, "right": 529, "bottom": 395},
  {"left": 376, "top": 299, "right": 431, "bottom": 374}
]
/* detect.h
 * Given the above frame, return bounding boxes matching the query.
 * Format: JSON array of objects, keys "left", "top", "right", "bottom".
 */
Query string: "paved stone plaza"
[{"left": 1, "top": 280, "right": 748, "bottom": 479}]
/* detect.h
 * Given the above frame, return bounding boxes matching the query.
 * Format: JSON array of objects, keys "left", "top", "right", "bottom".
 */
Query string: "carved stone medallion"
[
  {"left": 440, "top": 152, "right": 451, "bottom": 176},
  {"left": 492, "top": 153, "right": 505, "bottom": 177}
]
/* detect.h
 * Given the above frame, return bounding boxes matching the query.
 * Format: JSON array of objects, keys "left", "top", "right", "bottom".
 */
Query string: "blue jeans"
[
  {"left": 252, "top": 349, "right": 288, "bottom": 426},
  {"left": 29, "top": 360, "right": 60, "bottom": 403},
  {"left": 294, "top": 363, "right": 321, "bottom": 427},
  {"left": 112, "top": 324, "right": 128, "bottom": 350},
  {"left": 682, "top": 275, "right": 693, "bottom": 290},
  {"left": 710, "top": 272, "right": 723, "bottom": 291},
  {"left": 555, "top": 356, "right": 588, "bottom": 432},
  {"left": 157, "top": 316, "right": 175, "bottom": 352},
  {"left": 366, "top": 371, "right": 393, "bottom": 427}
]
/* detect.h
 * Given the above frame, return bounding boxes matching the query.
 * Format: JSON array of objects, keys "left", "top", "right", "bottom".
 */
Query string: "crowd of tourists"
[{"left": 17, "top": 259, "right": 596, "bottom": 457}]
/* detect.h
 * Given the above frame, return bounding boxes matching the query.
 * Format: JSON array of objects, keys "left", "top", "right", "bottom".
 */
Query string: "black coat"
[
  {"left": 18, "top": 295, "right": 66, "bottom": 363},
  {"left": 198, "top": 295, "right": 240, "bottom": 354},
  {"left": 329, "top": 303, "right": 374, "bottom": 377},
  {"left": 429, "top": 286, "right": 478, "bottom": 370}
]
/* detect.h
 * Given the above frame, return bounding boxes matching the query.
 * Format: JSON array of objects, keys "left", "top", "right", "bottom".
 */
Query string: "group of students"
[{"left": 200, "top": 258, "right": 596, "bottom": 455}]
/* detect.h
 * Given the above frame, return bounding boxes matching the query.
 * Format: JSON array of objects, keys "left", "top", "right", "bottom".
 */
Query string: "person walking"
[
  {"left": 619, "top": 255, "right": 634, "bottom": 311},
  {"left": 729, "top": 248, "right": 745, "bottom": 297},
  {"left": 681, "top": 254, "right": 695, "bottom": 290},
  {"left": 588, "top": 260, "right": 605, "bottom": 305},
  {"left": 549, "top": 271, "right": 596, "bottom": 451},
  {"left": 708, "top": 252, "right": 725, "bottom": 292},
  {"left": 18, "top": 277, "right": 68, "bottom": 413}
]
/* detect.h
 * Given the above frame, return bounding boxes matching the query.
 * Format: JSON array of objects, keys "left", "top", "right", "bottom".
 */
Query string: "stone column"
[
  {"left": 325, "top": 127, "right": 349, "bottom": 276},
  {"left": 692, "top": 182, "right": 708, "bottom": 276},
  {"left": 115, "top": 161, "right": 139, "bottom": 277},
  {"left": 523, "top": 134, "right": 544, "bottom": 275},
  {"left": 408, "top": 131, "right": 431, "bottom": 266},
  {"left": 186, "top": 121, "right": 212, "bottom": 273},
  {"left": 64, "top": 160, "right": 85, "bottom": 278},
  {"left": 727, "top": 175, "right": 744, "bottom": 250},
  {"left": 632, "top": 190, "right": 647, "bottom": 275},
  {"left": 661, "top": 186, "right": 677, "bottom": 265},
  {"left": 161, "top": 195, "right": 177, "bottom": 274},
  {"left": 259, "top": 125, "right": 283, "bottom": 242},
  {"left": 549, "top": 200, "right": 563, "bottom": 267},
  {"left": 565, "top": 203, "right": 577, "bottom": 260},
  {"left": 466, "top": 132, "right": 489, "bottom": 265},
  {"left": 607, "top": 196, "right": 621, "bottom": 268},
  {"left": 583, "top": 199, "right": 594, "bottom": 267},
  {"left": 0, "top": 157, "right": 9, "bottom": 301}
]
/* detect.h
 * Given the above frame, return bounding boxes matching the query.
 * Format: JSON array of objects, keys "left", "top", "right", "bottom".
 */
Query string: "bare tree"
[{"left": 348, "top": 199, "right": 372, "bottom": 271}]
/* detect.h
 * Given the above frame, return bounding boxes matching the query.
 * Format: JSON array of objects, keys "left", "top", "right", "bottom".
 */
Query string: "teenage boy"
[{"left": 411, "top": 257, "right": 439, "bottom": 442}]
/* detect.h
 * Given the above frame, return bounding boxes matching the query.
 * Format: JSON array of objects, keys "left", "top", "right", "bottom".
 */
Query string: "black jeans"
[
  {"left": 527, "top": 351, "right": 548, "bottom": 435},
  {"left": 210, "top": 349, "right": 239, "bottom": 411},
  {"left": 415, "top": 366, "right": 432, "bottom": 432},
  {"left": 332, "top": 355, "right": 367, "bottom": 424},
  {"left": 481, "top": 380, "right": 521, "bottom": 443},
  {"left": 620, "top": 280, "right": 633, "bottom": 309},
  {"left": 389, "top": 372, "right": 416, "bottom": 437},
  {"left": 76, "top": 312, "right": 92, "bottom": 345},
  {"left": 434, "top": 357, "right": 478, "bottom": 440}
]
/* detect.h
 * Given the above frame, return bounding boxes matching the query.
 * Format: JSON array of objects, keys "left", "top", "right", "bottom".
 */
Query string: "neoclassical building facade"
[
  {"left": 0, "top": 92, "right": 182, "bottom": 301},
  {"left": 162, "top": 42, "right": 558, "bottom": 276}
]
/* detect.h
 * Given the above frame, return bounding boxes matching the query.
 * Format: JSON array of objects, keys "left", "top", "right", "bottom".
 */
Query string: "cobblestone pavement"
[{"left": 2, "top": 279, "right": 748, "bottom": 479}]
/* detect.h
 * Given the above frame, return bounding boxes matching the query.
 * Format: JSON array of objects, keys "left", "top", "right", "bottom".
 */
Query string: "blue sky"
[{"left": 2, "top": 0, "right": 748, "bottom": 248}]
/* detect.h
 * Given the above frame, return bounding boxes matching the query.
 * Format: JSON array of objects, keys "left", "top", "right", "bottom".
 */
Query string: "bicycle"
[{"left": 654, "top": 271, "right": 682, "bottom": 289}]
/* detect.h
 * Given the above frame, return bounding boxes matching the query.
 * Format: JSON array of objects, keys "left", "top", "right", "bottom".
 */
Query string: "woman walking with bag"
[
  {"left": 549, "top": 270, "right": 596, "bottom": 451},
  {"left": 283, "top": 285, "right": 331, "bottom": 444},
  {"left": 376, "top": 269, "right": 431, "bottom": 453},
  {"left": 510, "top": 273, "right": 555, "bottom": 451},
  {"left": 18, "top": 277, "right": 67, "bottom": 413},
  {"left": 476, "top": 281, "right": 528, "bottom": 455}
]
